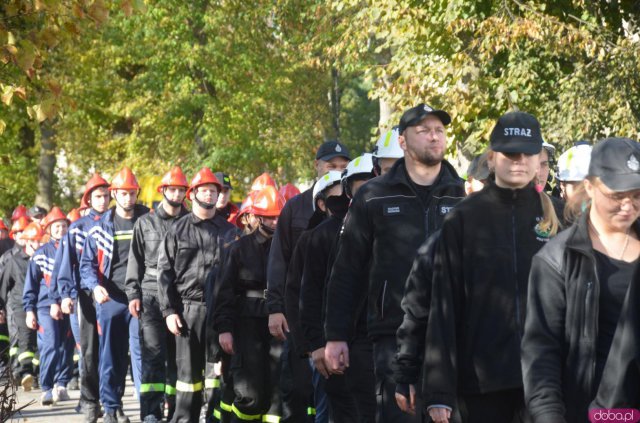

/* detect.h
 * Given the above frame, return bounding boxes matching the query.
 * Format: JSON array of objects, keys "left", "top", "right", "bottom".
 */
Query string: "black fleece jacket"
[
  {"left": 325, "top": 158, "right": 464, "bottom": 341},
  {"left": 300, "top": 215, "right": 343, "bottom": 352},
  {"left": 393, "top": 230, "right": 441, "bottom": 385},
  {"left": 523, "top": 213, "right": 640, "bottom": 423},
  {"left": 423, "top": 181, "right": 552, "bottom": 410}
]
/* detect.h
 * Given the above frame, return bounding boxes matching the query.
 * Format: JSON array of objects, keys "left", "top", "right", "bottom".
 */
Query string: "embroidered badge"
[
  {"left": 628, "top": 154, "right": 640, "bottom": 172},
  {"left": 534, "top": 222, "right": 551, "bottom": 239},
  {"left": 335, "top": 144, "right": 342, "bottom": 153},
  {"left": 424, "top": 105, "right": 433, "bottom": 112}
]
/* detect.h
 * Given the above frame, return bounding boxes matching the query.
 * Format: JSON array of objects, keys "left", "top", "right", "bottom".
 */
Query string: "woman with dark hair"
[{"left": 522, "top": 137, "right": 640, "bottom": 422}]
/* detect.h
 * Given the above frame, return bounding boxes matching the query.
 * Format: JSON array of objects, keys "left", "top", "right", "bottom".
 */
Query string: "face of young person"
[
  {"left": 216, "top": 188, "right": 231, "bottom": 209},
  {"left": 164, "top": 186, "right": 187, "bottom": 205},
  {"left": 489, "top": 151, "right": 540, "bottom": 189},
  {"left": 112, "top": 189, "right": 138, "bottom": 211},
  {"left": 49, "top": 220, "right": 68, "bottom": 241},
  {"left": 90, "top": 187, "right": 110, "bottom": 213},
  {"left": 586, "top": 179, "right": 640, "bottom": 232},
  {"left": 315, "top": 157, "right": 350, "bottom": 178},
  {"left": 537, "top": 148, "right": 550, "bottom": 185}
]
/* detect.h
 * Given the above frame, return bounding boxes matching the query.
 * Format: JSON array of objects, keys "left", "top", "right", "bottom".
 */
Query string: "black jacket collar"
[
  {"left": 485, "top": 180, "right": 539, "bottom": 205},
  {"left": 384, "top": 157, "right": 463, "bottom": 192},
  {"left": 566, "top": 211, "right": 640, "bottom": 257},
  {"left": 155, "top": 203, "right": 188, "bottom": 221}
]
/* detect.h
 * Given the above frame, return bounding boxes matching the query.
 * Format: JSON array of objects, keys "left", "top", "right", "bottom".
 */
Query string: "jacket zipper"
[
  {"left": 512, "top": 204, "right": 523, "bottom": 338},
  {"left": 380, "top": 280, "right": 388, "bottom": 320},
  {"left": 582, "top": 281, "right": 593, "bottom": 338}
]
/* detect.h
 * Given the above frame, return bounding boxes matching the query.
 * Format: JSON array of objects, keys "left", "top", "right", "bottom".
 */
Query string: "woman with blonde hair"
[{"left": 424, "top": 111, "right": 561, "bottom": 423}]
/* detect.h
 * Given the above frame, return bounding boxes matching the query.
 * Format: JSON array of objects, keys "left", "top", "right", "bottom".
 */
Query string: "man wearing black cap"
[
  {"left": 215, "top": 172, "right": 239, "bottom": 224},
  {"left": 324, "top": 104, "right": 465, "bottom": 422},
  {"left": 267, "top": 140, "right": 350, "bottom": 422}
]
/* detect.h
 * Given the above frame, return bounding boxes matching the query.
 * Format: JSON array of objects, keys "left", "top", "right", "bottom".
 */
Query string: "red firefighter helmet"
[
  {"left": 11, "top": 205, "right": 28, "bottom": 222},
  {"left": 42, "top": 207, "right": 69, "bottom": 231},
  {"left": 67, "top": 208, "right": 82, "bottom": 223},
  {"left": 187, "top": 167, "right": 222, "bottom": 198},
  {"left": 251, "top": 186, "right": 286, "bottom": 217},
  {"left": 81, "top": 173, "right": 110, "bottom": 206},
  {"left": 109, "top": 167, "right": 140, "bottom": 191},
  {"left": 0, "top": 220, "right": 8, "bottom": 232},
  {"left": 250, "top": 173, "right": 277, "bottom": 193},
  {"left": 157, "top": 166, "right": 189, "bottom": 193},
  {"left": 21, "top": 222, "right": 45, "bottom": 241},
  {"left": 279, "top": 183, "right": 300, "bottom": 202}
]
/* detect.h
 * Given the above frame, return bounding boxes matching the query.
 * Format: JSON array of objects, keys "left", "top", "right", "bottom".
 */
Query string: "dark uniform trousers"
[
  {"left": 7, "top": 304, "right": 36, "bottom": 378},
  {"left": 374, "top": 336, "right": 423, "bottom": 423},
  {"left": 172, "top": 301, "right": 208, "bottom": 423},
  {"left": 279, "top": 334, "right": 314, "bottom": 423},
  {"left": 78, "top": 288, "right": 100, "bottom": 407},
  {"left": 229, "top": 315, "right": 282, "bottom": 422},
  {"left": 0, "top": 322, "right": 9, "bottom": 365},
  {"left": 140, "top": 293, "right": 177, "bottom": 420}
]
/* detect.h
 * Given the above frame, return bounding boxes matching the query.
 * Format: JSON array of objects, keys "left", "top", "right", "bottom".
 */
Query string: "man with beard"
[{"left": 324, "top": 104, "right": 465, "bottom": 422}]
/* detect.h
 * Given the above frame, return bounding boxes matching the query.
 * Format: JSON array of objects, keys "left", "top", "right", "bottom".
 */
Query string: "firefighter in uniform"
[
  {"left": 215, "top": 186, "right": 286, "bottom": 422},
  {"left": 324, "top": 104, "right": 465, "bottom": 422},
  {"left": 267, "top": 141, "right": 350, "bottom": 422},
  {"left": 23, "top": 207, "right": 75, "bottom": 405},
  {"left": 301, "top": 155, "right": 377, "bottom": 422},
  {"left": 157, "top": 167, "right": 235, "bottom": 423},
  {"left": 215, "top": 172, "right": 239, "bottom": 224},
  {"left": 1, "top": 221, "right": 41, "bottom": 390},
  {"left": 52, "top": 173, "right": 110, "bottom": 422},
  {"left": 125, "top": 166, "right": 189, "bottom": 423},
  {"left": 80, "top": 167, "right": 149, "bottom": 423}
]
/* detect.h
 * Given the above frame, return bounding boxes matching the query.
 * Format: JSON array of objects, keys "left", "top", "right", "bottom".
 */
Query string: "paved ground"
[{"left": 9, "top": 379, "right": 141, "bottom": 423}]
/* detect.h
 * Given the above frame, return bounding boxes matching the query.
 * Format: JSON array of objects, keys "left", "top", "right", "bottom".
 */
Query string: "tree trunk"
[
  {"left": 35, "top": 123, "right": 56, "bottom": 209},
  {"left": 330, "top": 66, "right": 341, "bottom": 140}
]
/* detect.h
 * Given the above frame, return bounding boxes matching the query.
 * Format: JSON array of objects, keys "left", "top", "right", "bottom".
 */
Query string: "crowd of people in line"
[{"left": 0, "top": 103, "right": 639, "bottom": 423}]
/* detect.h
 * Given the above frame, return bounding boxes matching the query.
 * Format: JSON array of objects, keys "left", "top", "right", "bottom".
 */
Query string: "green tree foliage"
[{"left": 2, "top": 0, "right": 639, "bottom": 216}]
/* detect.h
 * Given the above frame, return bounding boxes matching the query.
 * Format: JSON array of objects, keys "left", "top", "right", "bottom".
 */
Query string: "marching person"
[
  {"left": 523, "top": 138, "right": 640, "bottom": 422},
  {"left": 372, "top": 127, "right": 404, "bottom": 176},
  {"left": 0, "top": 216, "right": 28, "bottom": 369},
  {"left": 52, "top": 172, "right": 110, "bottom": 422},
  {"left": 555, "top": 141, "right": 592, "bottom": 202},
  {"left": 301, "top": 156, "right": 375, "bottom": 422},
  {"left": 125, "top": 166, "right": 189, "bottom": 423},
  {"left": 394, "top": 150, "right": 489, "bottom": 415},
  {"left": 267, "top": 141, "right": 350, "bottom": 422},
  {"left": 81, "top": 167, "right": 149, "bottom": 423},
  {"left": 1, "top": 221, "right": 40, "bottom": 390},
  {"left": 23, "top": 207, "right": 74, "bottom": 405},
  {"left": 325, "top": 104, "right": 465, "bottom": 422},
  {"left": 215, "top": 172, "right": 239, "bottom": 224},
  {"left": 423, "top": 111, "right": 561, "bottom": 423},
  {"left": 157, "top": 167, "right": 235, "bottom": 423},
  {"left": 214, "top": 186, "right": 286, "bottom": 422}
]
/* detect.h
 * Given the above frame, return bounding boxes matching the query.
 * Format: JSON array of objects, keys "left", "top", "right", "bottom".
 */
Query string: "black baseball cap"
[
  {"left": 467, "top": 153, "right": 490, "bottom": 181},
  {"left": 316, "top": 141, "right": 351, "bottom": 161},
  {"left": 490, "top": 111, "right": 543, "bottom": 155},
  {"left": 28, "top": 205, "right": 47, "bottom": 219},
  {"left": 398, "top": 103, "right": 451, "bottom": 133},
  {"left": 214, "top": 172, "right": 233, "bottom": 190},
  {"left": 588, "top": 137, "right": 640, "bottom": 192}
]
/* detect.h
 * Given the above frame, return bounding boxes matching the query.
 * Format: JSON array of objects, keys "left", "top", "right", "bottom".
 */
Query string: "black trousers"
[
  {"left": 139, "top": 293, "right": 177, "bottom": 420},
  {"left": 78, "top": 288, "right": 100, "bottom": 407},
  {"left": 171, "top": 301, "right": 207, "bottom": 423},
  {"left": 8, "top": 304, "right": 36, "bottom": 378},
  {"left": 229, "top": 316, "right": 283, "bottom": 421},
  {"left": 458, "top": 388, "right": 531, "bottom": 423},
  {"left": 279, "top": 334, "right": 314, "bottom": 423},
  {"left": 373, "top": 336, "right": 422, "bottom": 423},
  {"left": 0, "top": 321, "right": 9, "bottom": 364},
  {"left": 345, "top": 335, "right": 376, "bottom": 422}
]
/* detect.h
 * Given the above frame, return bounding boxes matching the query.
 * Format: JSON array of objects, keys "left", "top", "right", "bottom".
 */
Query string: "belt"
[{"left": 244, "top": 290, "right": 267, "bottom": 299}]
